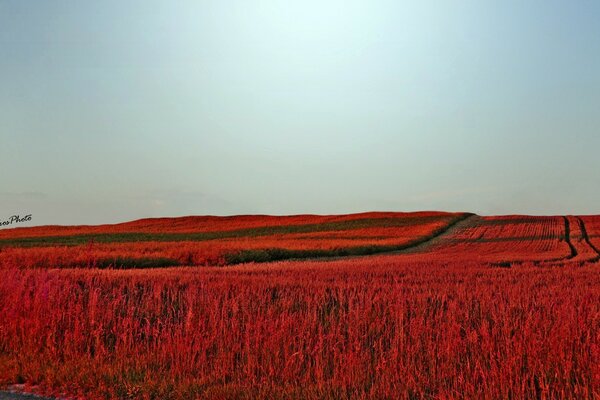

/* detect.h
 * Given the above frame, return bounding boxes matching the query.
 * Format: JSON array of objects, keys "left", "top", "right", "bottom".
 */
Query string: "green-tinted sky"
[{"left": 2, "top": 1, "right": 600, "bottom": 226}]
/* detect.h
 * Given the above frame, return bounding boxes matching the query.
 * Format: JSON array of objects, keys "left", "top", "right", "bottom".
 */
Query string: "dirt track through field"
[
  {"left": 0, "top": 392, "right": 55, "bottom": 400},
  {"left": 398, "top": 214, "right": 478, "bottom": 254}
]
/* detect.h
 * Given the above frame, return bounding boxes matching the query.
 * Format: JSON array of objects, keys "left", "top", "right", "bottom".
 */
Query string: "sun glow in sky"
[{"left": 2, "top": 1, "right": 600, "bottom": 225}]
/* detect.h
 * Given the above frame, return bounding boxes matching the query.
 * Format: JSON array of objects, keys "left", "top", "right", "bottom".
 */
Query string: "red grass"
[
  {"left": 0, "top": 260, "right": 598, "bottom": 399},
  {"left": 0, "top": 213, "right": 599, "bottom": 399}
]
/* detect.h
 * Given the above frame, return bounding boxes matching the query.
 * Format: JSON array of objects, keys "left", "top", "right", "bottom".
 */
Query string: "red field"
[
  {"left": 0, "top": 212, "right": 454, "bottom": 239},
  {"left": 0, "top": 212, "right": 599, "bottom": 399},
  {"left": 414, "top": 215, "right": 574, "bottom": 263},
  {"left": 0, "top": 212, "right": 465, "bottom": 269}
]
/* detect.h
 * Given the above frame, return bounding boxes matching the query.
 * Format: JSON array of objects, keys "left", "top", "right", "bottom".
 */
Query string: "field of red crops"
[
  {"left": 415, "top": 215, "right": 574, "bottom": 263},
  {"left": 1, "top": 212, "right": 599, "bottom": 399},
  {"left": 0, "top": 212, "right": 465, "bottom": 269},
  {"left": 0, "top": 212, "right": 453, "bottom": 240}
]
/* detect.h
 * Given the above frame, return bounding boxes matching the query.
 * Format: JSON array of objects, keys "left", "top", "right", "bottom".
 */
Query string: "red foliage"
[
  {"left": 1, "top": 213, "right": 599, "bottom": 399},
  {"left": 0, "top": 260, "right": 598, "bottom": 399}
]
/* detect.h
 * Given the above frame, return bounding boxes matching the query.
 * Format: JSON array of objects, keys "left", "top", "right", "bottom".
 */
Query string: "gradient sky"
[{"left": 2, "top": 1, "right": 600, "bottom": 226}]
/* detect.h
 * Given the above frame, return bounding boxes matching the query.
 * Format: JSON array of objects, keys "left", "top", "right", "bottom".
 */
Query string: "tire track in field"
[
  {"left": 0, "top": 391, "right": 55, "bottom": 400},
  {"left": 397, "top": 214, "right": 479, "bottom": 254},
  {"left": 576, "top": 217, "right": 600, "bottom": 261},
  {"left": 0, "top": 384, "right": 67, "bottom": 400},
  {"left": 563, "top": 216, "right": 578, "bottom": 260}
]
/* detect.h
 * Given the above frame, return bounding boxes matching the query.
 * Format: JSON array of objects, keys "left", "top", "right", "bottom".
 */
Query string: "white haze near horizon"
[{"left": 1, "top": 0, "right": 600, "bottom": 226}]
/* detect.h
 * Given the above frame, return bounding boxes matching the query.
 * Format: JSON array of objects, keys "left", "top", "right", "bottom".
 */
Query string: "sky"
[{"left": 1, "top": 0, "right": 600, "bottom": 226}]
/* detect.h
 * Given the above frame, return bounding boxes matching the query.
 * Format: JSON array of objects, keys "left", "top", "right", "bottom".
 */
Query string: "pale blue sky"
[{"left": 1, "top": 1, "right": 600, "bottom": 225}]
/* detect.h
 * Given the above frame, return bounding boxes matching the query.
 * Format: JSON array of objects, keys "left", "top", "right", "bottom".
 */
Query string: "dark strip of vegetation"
[
  {"left": 563, "top": 216, "right": 577, "bottom": 259},
  {"left": 490, "top": 261, "right": 512, "bottom": 268},
  {"left": 0, "top": 215, "right": 459, "bottom": 248},
  {"left": 94, "top": 257, "right": 180, "bottom": 269},
  {"left": 224, "top": 246, "right": 399, "bottom": 264}
]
